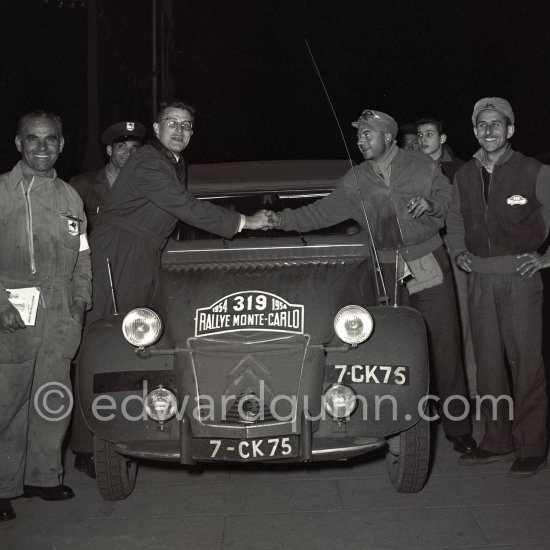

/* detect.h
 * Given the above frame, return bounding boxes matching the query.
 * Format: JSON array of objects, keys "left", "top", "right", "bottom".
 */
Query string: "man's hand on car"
[{"left": 0, "top": 304, "right": 26, "bottom": 333}]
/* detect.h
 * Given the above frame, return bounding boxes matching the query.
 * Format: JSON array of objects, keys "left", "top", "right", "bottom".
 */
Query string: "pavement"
[{"left": 2, "top": 418, "right": 550, "bottom": 550}]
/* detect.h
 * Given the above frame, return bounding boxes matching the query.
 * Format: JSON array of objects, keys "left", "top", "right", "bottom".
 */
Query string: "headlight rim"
[
  {"left": 144, "top": 385, "right": 178, "bottom": 423},
  {"left": 122, "top": 307, "right": 163, "bottom": 348},
  {"left": 333, "top": 304, "right": 374, "bottom": 345},
  {"left": 323, "top": 383, "right": 357, "bottom": 419}
]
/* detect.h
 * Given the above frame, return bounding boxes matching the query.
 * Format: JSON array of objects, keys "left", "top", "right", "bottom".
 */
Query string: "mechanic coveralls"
[{"left": 0, "top": 162, "right": 91, "bottom": 497}]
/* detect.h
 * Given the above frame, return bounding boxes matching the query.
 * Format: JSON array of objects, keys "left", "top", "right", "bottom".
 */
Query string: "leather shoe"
[
  {"left": 74, "top": 452, "right": 96, "bottom": 479},
  {"left": 23, "top": 484, "right": 75, "bottom": 501},
  {"left": 448, "top": 434, "right": 477, "bottom": 454},
  {"left": 0, "top": 499, "right": 15, "bottom": 522},
  {"left": 458, "top": 447, "right": 514, "bottom": 465},
  {"left": 508, "top": 456, "right": 547, "bottom": 477}
]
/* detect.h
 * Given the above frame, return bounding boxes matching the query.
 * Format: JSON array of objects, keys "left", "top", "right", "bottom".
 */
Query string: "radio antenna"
[
  {"left": 106, "top": 257, "right": 119, "bottom": 316},
  {"left": 304, "top": 39, "right": 388, "bottom": 304}
]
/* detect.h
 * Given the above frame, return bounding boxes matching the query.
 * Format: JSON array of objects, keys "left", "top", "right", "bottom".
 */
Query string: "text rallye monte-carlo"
[{"left": 78, "top": 159, "right": 431, "bottom": 500}]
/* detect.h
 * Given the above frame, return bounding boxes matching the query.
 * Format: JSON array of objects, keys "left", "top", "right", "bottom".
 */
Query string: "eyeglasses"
[{"left": 160, "top": 118, "right": 193, "bottom": 131}]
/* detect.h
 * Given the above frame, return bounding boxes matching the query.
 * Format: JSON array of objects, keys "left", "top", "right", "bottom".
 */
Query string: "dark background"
[{"left": 1, "top": 0, "right": 550, "bottom": 179}]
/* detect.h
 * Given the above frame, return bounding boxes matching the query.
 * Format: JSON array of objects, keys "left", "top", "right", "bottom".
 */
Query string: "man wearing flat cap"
[
  {"left": 69, "top": 121, "right": 146, "bottom": 229},
  {"left": 447, "top": 97, "right": 550, "bottom": 476},
  {"left": 265, "top": 108, "right": 475, "bottom": 454}
]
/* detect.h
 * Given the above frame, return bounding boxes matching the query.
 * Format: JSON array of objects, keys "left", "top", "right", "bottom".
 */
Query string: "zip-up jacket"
[
  {"left": 0, "top": 161, "right": 92, "bottom": 313},
  {"left": 278, "top": 148, "right": 451, "bottom": 261},
  {"left": 447, "top": 147, "right": 550, "bottom": 260}
]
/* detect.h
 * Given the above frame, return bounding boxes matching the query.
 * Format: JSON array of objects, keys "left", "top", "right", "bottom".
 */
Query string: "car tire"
[
  {"left": 94, "top": 437, "right": 138, "bottom": 501},
  {"left": 385, "top": 418, "right": 430, "bottom": 493}
]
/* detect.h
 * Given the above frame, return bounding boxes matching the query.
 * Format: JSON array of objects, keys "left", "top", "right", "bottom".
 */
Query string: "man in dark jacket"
[
  {"left": 69, "top": 121, "right": 146, "bottom": 229},
  {"left": 447, "top": 97, "right": 550, "bottom": 477},
  {"left": 265, "top": 109, "right": 476, "bottom": 455},
  {"left": 72, "top": 100, "right": 268, "bottom": 475}
]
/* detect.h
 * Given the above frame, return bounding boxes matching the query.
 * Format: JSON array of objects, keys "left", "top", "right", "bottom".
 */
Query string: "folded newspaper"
[{"left": 6, "top": 287, "right": 41, "bottom": 326}]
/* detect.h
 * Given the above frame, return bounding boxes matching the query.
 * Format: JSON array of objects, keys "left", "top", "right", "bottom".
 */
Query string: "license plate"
[
  {"left": 332, "top": 364, "right": 409, "bottom": 385},
  {"left": 192, "top": 436, "right": 299, "bottom": 461}
]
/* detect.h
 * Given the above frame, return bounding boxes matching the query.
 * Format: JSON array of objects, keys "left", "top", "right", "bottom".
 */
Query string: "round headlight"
[
  {"left": 334, "top": 305, "right": 373, "bottom": 345},
  {"left": 122, "top": 308, "right": 163, "bottom": 347},
  {"left": 323, "top": 384, "right": 357, "bottom": 419},
  {"left": 145, "top": 387, "right": 178, "bottom": 423}
]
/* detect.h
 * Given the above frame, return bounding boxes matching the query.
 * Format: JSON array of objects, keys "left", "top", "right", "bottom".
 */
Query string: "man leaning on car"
[{"left": 263, "top": 108, "right": 476, "bottom": 455}]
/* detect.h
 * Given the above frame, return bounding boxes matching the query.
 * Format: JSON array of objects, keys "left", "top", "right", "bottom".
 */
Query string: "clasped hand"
[{"left": 243, "top": 209, "right": 282, "bottom": 231}]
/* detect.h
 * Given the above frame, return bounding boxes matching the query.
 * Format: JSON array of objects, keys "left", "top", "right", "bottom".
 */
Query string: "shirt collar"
[
  {"left": 369, "top": 141, "right": 398, "bottom": 177},
  {"left": 473, "top": 143, "right": 512, "bottom": 169},
  {"left": 9, "top": 161, "right": 57, "bottom": 188}
]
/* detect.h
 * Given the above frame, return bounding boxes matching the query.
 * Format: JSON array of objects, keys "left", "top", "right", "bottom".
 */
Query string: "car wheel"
[
  {"left": 385, "top": 418, "right": 430, "bottom": 493},
  {"left": 94, "top": 436, "right": 138, "bottom": 501}
]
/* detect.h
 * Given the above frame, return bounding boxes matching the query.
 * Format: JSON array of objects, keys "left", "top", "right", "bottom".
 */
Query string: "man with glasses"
[
  {"left": 72, "top": 101, "right": 268, "bottom": 474},
  {"left": 85, "top": 100, "right": 268, "bottom": 324},
  {"left": 69, "top": 121, "right": 146, "bottom": 230}
]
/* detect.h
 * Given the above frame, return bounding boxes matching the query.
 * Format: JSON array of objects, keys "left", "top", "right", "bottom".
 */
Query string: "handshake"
[{"left": 243, "top": 209, "right": 283, "bottom": 231}]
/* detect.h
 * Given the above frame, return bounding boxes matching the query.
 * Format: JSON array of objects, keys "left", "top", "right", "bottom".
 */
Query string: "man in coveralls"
[
  {"left": 72, "top": 100, "right": 268, "bottom": 474},
  {"left": 264, "top": 109, "right": 476, "bottom": 454},
  {"left": 447, "top": 97, "right": 550, "bottom": 477},
  {"left": 69, "top": 120, "right": 146, "bottom": 230},
  {"left": 0, "top": 110, "right": 92, "bottom": 521}
]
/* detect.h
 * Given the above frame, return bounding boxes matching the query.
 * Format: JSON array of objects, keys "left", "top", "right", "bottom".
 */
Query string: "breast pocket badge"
[
  {"left": 60, "top": 212, "right": 82, "bottom": 236},
  {"left": 507, "top": 194, "right": 527, "bottom": 206}
]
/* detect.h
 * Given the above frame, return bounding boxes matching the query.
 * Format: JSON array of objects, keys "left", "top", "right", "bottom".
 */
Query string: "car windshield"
[{"left": 174, "top": 193, "right": 361, "bottom": 240}]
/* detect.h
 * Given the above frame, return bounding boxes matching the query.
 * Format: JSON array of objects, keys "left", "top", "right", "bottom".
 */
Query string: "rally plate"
[{"left": 191, "top": 436, "right": 299, "bottom": 461}]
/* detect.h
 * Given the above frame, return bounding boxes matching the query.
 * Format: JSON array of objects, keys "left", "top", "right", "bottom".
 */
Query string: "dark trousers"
[
  {"left": 0, "top": 284, "right": 82, "bottom": 497},
  {"left": 468, "top": 271, "right": 548, "bottom": 457},
  {"left": 383, "top": 246, "right": 472, "bottom": 438}
]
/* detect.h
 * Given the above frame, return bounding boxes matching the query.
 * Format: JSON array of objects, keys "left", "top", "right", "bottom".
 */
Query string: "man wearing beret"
[
  {"left": 265, "top": 109, "right": 475, "bottom": 454},
  {"left": 69, "top": 121, "right": 146, "bottom": 230},
  {"left": 447, "top": 97, "right": 550, "bottom": 476}
]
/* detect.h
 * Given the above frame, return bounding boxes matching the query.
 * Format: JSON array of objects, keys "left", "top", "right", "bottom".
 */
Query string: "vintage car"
[{"left": 77, "top": 159, "right": 431, "bottom": 501}]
